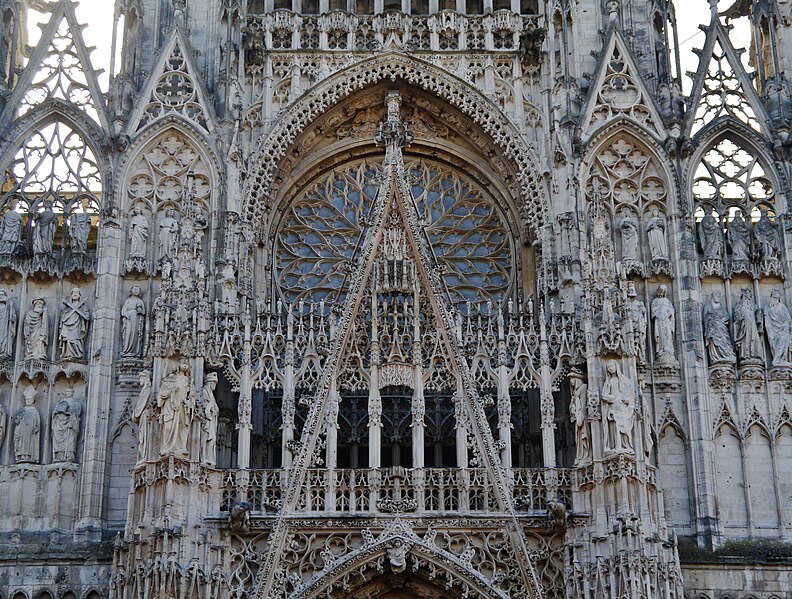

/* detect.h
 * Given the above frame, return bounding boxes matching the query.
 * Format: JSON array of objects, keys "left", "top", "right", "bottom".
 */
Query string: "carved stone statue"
[
  {"left": 200, "top": 372, "right": 219, "bottom": 466},
  {"left": 601, "top": 360, "right": 636, "bottom": 454},
  {"left": 651, "top": 285, "right": 677, "bottom": 365},
  {"left": 128, "top": 208, "right": 149, "bottom": 258},
  {"left": 0, "top": 402, "right": 6, "bottom": 451},
  {"left": 619, "top": 209, "right": 639, "bottom": 261},
  {"left": 32, "top": 200, "right": 57, "bottom": 256},
  {"left": 0, "top": 289, "right": 17, "bottom": 360},
  {"left": 387, "top": 540, "right": 408, "bottom": 574},
  {"left": 755, "top": 209, "right": 781, "bottom": 261},
  {"left": 120, "top": 286, "right": 146, "bottom": 358},
  {"left": 157, "top": 359, "right": 195, "bottom": 457},
  {"left": 0, "top": 208, "right": 23, "bottom": 255},
  {"left": 699, "top": 212, "right": 723, "bottom": 260},
  {"left": 645, "top": 208, "right": 669, "bottom": 260},
  {"left": 157, "top": 208, "right": 179, "bottom": 261},
  {"left": 132, "top": 370, "right": 152, "bottom": 461},
  {"left": 23, "top": 298, "right": 48, "bottom": 360},
  {"left": 733, "top": 287, "right": 763, "bottom": 363},
  {"left": 569, "top": 369, "right": 591, "bottom": 465},
  {"left": 728, "top": 212, "right": 751, "bottom": 262},
  {"left": 13, "top": 386, "right": 40, "bottom": 463},
  {"left": 51, "top": 389, "right": 82, "bottom": 462},
  {"left": 59, "top": 288, "right": 90, "bottom": 361},
  {"left": 703, "top": 290, "right": 736, "bottom": 365},
  {"left": 68, "top": 200, "right": 91, "bottom": 254},
  {"left": 764, "top": 289, "right": 792, "bottom": 366},
  {"left": 219, "top": 263, "right": 237, "bottom": 309},
  {"left": 627, "top": 284, "right": 647, "bottom": 364}
]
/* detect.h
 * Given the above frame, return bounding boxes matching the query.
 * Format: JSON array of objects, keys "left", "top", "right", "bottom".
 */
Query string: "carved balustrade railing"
[
  {"left": 216, "top": 466, "right": 573, "bottom": 515},
  {"left": 241, "top": 10, "right": 543, "bottom": 57}
]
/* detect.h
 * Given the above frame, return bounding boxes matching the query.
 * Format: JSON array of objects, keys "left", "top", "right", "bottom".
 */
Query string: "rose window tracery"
[{"left": 275, "top": 159, "right": 514, "bottom": 307}]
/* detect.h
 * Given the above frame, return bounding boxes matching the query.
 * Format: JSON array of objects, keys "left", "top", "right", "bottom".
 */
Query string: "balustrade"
[{"left": 218, "top": 466, "right": 573, "bottom": 515}]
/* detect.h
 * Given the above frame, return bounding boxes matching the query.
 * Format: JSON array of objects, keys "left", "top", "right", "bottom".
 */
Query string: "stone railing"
[
  {"left": 217, "top": 466, "right": 573, "bottom": 515},
  {"left": 242, "top": 9, "right": 543, "bottom": 56}
]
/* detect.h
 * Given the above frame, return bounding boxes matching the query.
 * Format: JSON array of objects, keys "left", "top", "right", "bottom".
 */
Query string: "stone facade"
[{"left": 0, "top": 0, "right": 791, "bottom": 597}]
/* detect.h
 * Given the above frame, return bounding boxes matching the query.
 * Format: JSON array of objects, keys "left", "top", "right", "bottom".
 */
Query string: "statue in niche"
[
  {"left": 387, "top": 540, "right": 408, "bottom": 574},
  {"left": 627, "top": 284, "right": 647, "bottom": 364},
  {"left": 645, "top": 208, "right": 669, "bottom": 260},
  {"left": 157, "top": 358, "right": 195, "bottom": 457},
  {"left": 699, "top": 211, "right": 723, "bottom": 260},
  {"left": 23, "top": 298, "right": 48, "bottom": 360},
  {"left": 651, "top": 285, "right": 677, "bottom": 365},
  {"left": 0, "top": 207, "right": 23, "bottom": 254},
  {"left": 728, "top": 212, "right": 751, "bottom": 262},
  {"left": 619, "top": 209, "right": 640, "bottom": 261},
  {"left": 0, "top": 402, "right": 6, "bottom": 451},
  {"left": 0, "top": 289, "right": 16, "bottom": 360},
  {"left": 733, "top": 287, "right": 763, "bottom": 363},
  {"left": 755, "top": 209, "right": 781, "bottom": 261},
  {"left": 120, "top": 286, "right": 146, "bottom": 358},
  {"left": 200, "top": 372, "right": 219, "bottom": 466},
  {"left": 157, "top": 208, "right": 179, "bottom": 261},
  {"left": 13, "top": 386, "right": 40, "bottom": 463},
  {"left": 51, "top": 389, "right": 82, "bottom": 462},
  {"left": 569, "top": 368, "right": 591, "bottom": 465},
  {"left": 601, "top": 360, "right": 636, "bottom": 454},
  {"left": 68, "top": 199, "right": 91, "bottom": 254},
  {"left": 59, "top": 288, "right": 89, "bottom": 361},
  {"left": 218, "top": 263, "right": 237, "bottom": 309},
  {"left": 132, "top": 370, "right": 152, "bottom": 461},
  {"left": 703, "top": 290, "right": 736, "bottom": 365},
  {"left": 32, "top": 199, "right": 57, "bottom": 256},
  {"left": 127, "top": 207, "right": 149, "bottom": 259},
  {"left": 764, "top": 289, "right": 792, "bottom": 367}
]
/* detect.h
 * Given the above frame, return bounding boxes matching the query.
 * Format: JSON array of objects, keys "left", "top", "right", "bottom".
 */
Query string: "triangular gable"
[
  {"left": 3, "top": 0, "right": 107, "bottom": 128},
  {"left": 687, "top": 18, "right": 770, "bottom": 136},
  {"left": 580, "top": 30, "right": 665, "bottom": 140},
  {"left": 126, "top": 29, "right": 214, "bottom": 134}
]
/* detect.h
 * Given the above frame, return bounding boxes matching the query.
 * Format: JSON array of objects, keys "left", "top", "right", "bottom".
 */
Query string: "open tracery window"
[
  {"left": 275, "top": 158, "right": 515, "bottom": 307},
  {"left": 0, "top": 120, "right": 101, "bottom": 270}
]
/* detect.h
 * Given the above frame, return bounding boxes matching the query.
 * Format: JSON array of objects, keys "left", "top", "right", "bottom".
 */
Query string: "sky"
[{"left": 26, "top": 0, "right": 751, "bottom": 94}]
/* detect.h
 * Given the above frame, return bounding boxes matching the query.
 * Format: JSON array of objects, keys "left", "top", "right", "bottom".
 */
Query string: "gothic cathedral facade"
[{"left": 0, "top": 0, "right": 791, "bottom": 596}]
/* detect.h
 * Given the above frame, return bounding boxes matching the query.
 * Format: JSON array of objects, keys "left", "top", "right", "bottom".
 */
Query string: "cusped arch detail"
[
  {"left": 294, "top": 533, "right": 510, "bottom": 599},
  {"left": 243, "top": 52, "right": 547, "bottom": 240}
]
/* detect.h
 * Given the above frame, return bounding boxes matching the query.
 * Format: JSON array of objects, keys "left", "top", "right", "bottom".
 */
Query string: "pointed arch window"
[
  {"left": 0, "top": 120, "right": 102, "bottom": 261},
  {"left": 275, "top": 158, "right": 515, "bottom": 307}
]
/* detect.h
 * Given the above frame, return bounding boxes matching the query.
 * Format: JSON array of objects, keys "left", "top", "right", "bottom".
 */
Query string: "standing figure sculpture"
[
  {"left": 128, "top": 208, "right": 150, "bottom": 259},
  {"left": 68, "top": 199, "right": 91, "bottom": 254},
  {"left": 627, "top": 285, "right": 647, "bottom": 364},
  {"left": 645, "top": 208, "right": 669, "bottom": 261},
  {"left": 703, "top": 290, "right": 736, "bottom": 364},
  {"left": 728, "top": 212, "right": 751, "bottom": 262},
  {"left": 651, "top": 285, "right": 677, "bottom": 365},
  {"left": 157, "top": 359, "right": 195, "bottom": 457},
  {"left": 13, "top": 386, "right": 40, "bottom": 463},
  {"left": 601, "top": 360, "right": 636, "bottom": 454},
  {"left": 0, "top": 207, "right": 23, "bottom": 254},
  {"left": 158, "top": 208, "right": 179, "bottom": 261},
  {"left": 32, "top": 199, "right": 57, "bottom": 256},
  {"left": 569, "top": 369, "right": 591, "bottom": 465},
  {"left": 764, "top": 289, "right": 792, "bottom": 366},
  {"left": 0, "top": 402, "right": 5, "bottom": 450},
  {"left": 733, "top": 287, "right": 763, "bottom": 362},
  {"left": 51, "top": 389, "right": 82, "bottom": 462},
  {"left": 132, "top": 370, "right": 152, "bottom": 461},
  {"left": 699, "top": 212, "right": 723, "bottom": 260},
  {"left": 201, "top": 372, "right": 219, "bottom": 466},
  {"left": 619, "top": 209, "right": 640, "bottom": 261},
  {"left": 755, "top": 209, "right": 781, "bottom": 261},
  {"left": 120, "top": 286, "right": 146, "bottom": 358},
  {"left": 23, "top": 298, "right": 48, "bottom": 360},
  {"left": 0, "top": 289, "right": 16, "bottom": 360},
  {"left": 59, "top": 288, "right": 90, "bottom": 361}
]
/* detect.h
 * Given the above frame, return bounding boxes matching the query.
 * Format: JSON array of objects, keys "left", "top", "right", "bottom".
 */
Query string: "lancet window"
[{"left": 0, "top": 120, "right": 101, "bottom": 266}]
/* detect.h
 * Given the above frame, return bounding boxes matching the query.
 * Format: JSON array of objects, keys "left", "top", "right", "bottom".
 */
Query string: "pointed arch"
[{"left": 243, "top": 52, "right": 547, "bottom": 240}]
